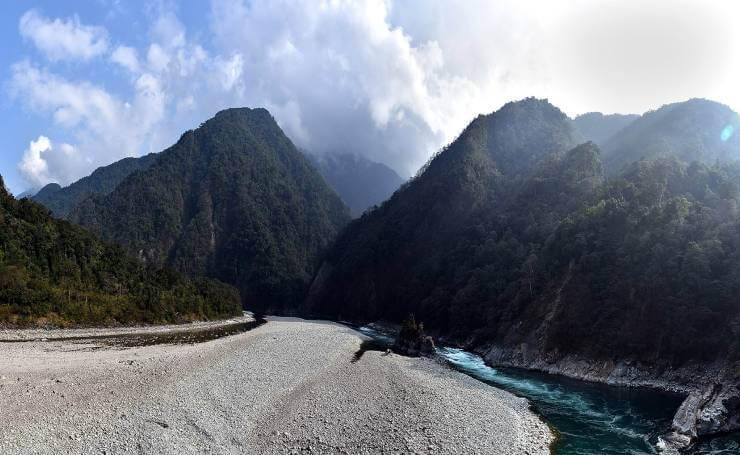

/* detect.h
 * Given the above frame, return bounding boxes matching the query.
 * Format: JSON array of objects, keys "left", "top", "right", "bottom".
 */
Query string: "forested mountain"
[
  {"left": 0, "top": 174, "right": 240, "bottom": 326},
  {"left": 572, "top": 112, "right": 638, "bottom": 146},
  {"left": 304, "top": 97, "right": 740, "bottom": 372},
  {"left": 71, "top": 108, "right": 350, "bottom": 313},
  {"left": 602, "top": 98, "right": 740, "bottom": 173},
  {"left": 304, "top": 97, "right": 583, "bottom": 319},
  {"left": 306, "top": 152, "right": 405, "bottom": 216},
  {"left": 32, "top": 153, "right": 159, "bottom": 218}
]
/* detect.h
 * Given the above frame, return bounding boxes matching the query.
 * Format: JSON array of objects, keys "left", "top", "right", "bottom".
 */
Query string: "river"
[{"left": 357, "top": 326, "right": 740, "bottom": 454}]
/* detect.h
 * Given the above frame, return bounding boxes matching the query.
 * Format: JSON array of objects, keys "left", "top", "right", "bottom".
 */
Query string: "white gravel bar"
[{"left": 0, "top": 318, "right": 553, "bottom": 454}]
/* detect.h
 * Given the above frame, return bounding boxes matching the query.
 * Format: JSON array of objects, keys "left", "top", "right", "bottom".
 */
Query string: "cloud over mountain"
[{"left": 8, "top": 0, "right": 740, "bottom": 189}]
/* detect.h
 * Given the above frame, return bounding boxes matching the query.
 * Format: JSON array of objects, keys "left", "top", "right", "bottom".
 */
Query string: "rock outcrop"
[
  {"left": 660, "top": 378, "right": 740, "bottom": 451},
  {"left": 393, "top": 315, "right": 435, "bottom": 357}
]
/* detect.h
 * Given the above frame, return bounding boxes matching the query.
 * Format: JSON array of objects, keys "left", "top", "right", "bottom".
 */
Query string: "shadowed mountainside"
[{"left": 71, "top": 108, "right": 351, "bottom": 313}]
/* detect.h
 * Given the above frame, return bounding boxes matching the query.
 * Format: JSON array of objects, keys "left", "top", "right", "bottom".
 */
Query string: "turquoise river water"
[{"left": 357, "top": 326, "right": 740, "bottom": 455}]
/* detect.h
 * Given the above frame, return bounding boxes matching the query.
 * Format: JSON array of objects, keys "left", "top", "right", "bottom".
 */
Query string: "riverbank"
[
  {"left": 0, "top": 318, "right": 553, "bottom": 454},
  {"left": 0, "top": 313, "right": 256, "bottom": 341}
]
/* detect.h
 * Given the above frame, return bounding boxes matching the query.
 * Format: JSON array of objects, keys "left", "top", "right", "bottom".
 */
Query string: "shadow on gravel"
[
  {"left": 351, "top": 339, "right": 391, "bottom": 363},
  {"left": 3, "top": 315, "right": 268, "bottom": 348}
]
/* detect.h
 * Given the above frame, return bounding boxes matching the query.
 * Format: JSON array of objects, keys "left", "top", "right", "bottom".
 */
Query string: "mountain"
[
  {"left": 32, "top": 153, "right": 159, "bottom": 218},
  {"left": 71, "top": 107, "right": 350, "bottom": 313},
  {"left": 304, "top": 97, "right": 584, "bottom": 321},
  {"left": 304, "top": 97, "right": 740, "bottom": 445},
  {"left": 602, "top": 98, "right": 740, "bottom": 173},
  {"left": 0, "top": 174, "right": 240, "bottom": 326},
  {"left": 306, "top": 152, "right": 405, "bottom": 216},
  {"left": 16, "top": 188, "right": 39, "bottom": 199},
  {"left": 572, "top": 112, "right": 638, "bottom": 146}
]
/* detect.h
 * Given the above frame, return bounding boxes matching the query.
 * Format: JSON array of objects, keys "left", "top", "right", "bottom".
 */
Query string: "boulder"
[
  {"left": 659, "top": 379, "right": 740, "bottom": 452},
  {"left": 393, "top": 315, "right": 436, "bottom": 357}
]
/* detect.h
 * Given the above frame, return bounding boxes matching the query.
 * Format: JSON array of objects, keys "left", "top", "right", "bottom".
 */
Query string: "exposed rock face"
[
  {"left": 660, "top": 379, "right": 740, "bottom": 451},
  {"left": 393, "top": 316, "right": 436, "bottom": 357},
  {"left": 482, "top": 342, "right": 740, "bottom": 451}
]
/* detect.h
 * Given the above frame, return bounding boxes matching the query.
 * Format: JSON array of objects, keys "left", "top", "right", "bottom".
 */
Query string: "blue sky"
[{"left": 2, "top": 0, "right": 740, "bottom": 195}]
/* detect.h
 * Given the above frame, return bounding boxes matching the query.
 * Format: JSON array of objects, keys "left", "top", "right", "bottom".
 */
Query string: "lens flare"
[{"left": 721, "top": 125, "right": 734, "bottom": 142}]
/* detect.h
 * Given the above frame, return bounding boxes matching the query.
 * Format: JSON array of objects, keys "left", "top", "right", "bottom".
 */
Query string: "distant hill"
[
  {"left": 0, "top": 173, "right": 241, "bottom": 326},
  {"left": 307, "top": 152, "right": 405, "bottom": 216},
  {"left": 602, "top": 98, "right": 740, "bottom": 173},
  {"left": 71, "top": 108, "right": 350, "bottom": 313},
  {"left": 16, "top": 188, "right": 39, "bottom": 199},
  {"left": 572, "top": 112, "right": 638, "bottom": 146},
  {"left": 32, "top": 153, "right": 159, "bottom": 218}
]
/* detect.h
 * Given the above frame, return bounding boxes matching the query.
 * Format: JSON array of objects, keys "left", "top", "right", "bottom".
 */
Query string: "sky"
[{"left": 1, "top": 0, "right": 740, "bottom": 195}]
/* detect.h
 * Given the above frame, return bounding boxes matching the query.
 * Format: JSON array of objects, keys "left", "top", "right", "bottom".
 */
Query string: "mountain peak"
[
  {"left": 209, "top": 107, "right": 276, "bottom": 129},
  {"left": 603, "top": 98, "right": 740, "bottom": 173},
  {"left": 450, "top": 97, "right": 582, "bottom": 177},
  {"left": 71, "top": 106, "right": 350, "bottom": 313}
]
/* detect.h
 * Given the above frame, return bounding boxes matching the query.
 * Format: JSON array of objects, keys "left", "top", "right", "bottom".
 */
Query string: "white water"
[{"left": 357, "top": 325, "right": 740, "bottom": 454}]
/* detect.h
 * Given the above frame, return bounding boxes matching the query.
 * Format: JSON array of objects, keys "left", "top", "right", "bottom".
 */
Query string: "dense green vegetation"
[
  {"left": 603, "top": 98, "right": 740, "bottom": 173},
  {"left": 32, "top": 153, "right": 159, "bottom": 218},
  {"left": 572, "top": 112, "right": 638, "bottom": 146},
  {"left": 0, "top": 175, "right": 241, "bottom": 326},
  {"left": 306, "top": 98, "right": 740, "bottom": 368},
  {"left": 72, "top": 108, "right": 350, "bottom": 313},
  {"left": 306, "top": 152, "right": 405, "bottom": 217}
]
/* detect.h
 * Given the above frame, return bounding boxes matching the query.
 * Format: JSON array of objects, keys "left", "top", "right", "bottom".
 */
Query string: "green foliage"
[
  {"left": 71, "top": 108, "right": 350, "bottom": 313},
  {"left": 603, "top": 98, "right": 740, "bottom": 173},
  {"left": 0, "top": 176, "right": 241, "bottom": 327},
  {"left": 307, "top": 98, "right": 740, "bottom": 368},
  {"left": 32, "top": 153, "right": 159, "bottom": 218}
]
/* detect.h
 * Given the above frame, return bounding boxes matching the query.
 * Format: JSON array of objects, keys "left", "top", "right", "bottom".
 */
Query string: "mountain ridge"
[
  {"left": 71, "top": 107, "right": 351, "bottom": 313},
  {"left": 32, "top": 153, "right": 160, "bottom": 218}
]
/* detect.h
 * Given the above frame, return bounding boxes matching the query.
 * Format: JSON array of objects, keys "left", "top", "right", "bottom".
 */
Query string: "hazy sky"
[{"left": 1, "top": 0, "right": 739, "bottom": 194}]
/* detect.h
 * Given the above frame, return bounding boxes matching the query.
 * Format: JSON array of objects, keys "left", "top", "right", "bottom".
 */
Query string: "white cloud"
[
  {"left": 18, "top": 136, "right": 81, "bottom": 187},
  {"left": 208, "top": 0, "right": 469, "bottom": 175},
  {"left": 147, "top": 44, "right": 170, "bottom": 72},
  {"left": 11, "top": 0, "right": 740, "bottom": 189},
  {"left": 9, "top": 61, "right": 167, "bottom": 186},
  {"left": 111, "top": 45, "right": 139, "bottom": 72},
  {"left": 19, "top": 136, "right": 51, "bottom": 186},
  {"left": 19, "top": 9, "right": 109, "bottom": 62}
]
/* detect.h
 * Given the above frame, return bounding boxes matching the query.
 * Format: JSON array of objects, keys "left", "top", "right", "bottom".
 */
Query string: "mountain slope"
[
  {"left": 0, "top": 174, "right": 240, "bottom": 326},
  {"left": 307, "top": 153, "right": 405, "bottom": 216},
  {"left": 304, "top": 97, "right": 583, "bottom": 321},
  {"left": 572, "top": 112, "right": 638, "bottom": 146},
  {"left": 305, "top": 98, "right": 740, "bottom": 372},
  {"left": 32, "top": 153, "right": 159, "bottom": 218},
  {"left": 603, "top": 98, "right": 740, "bottom": 172},
  {"left": 71, "top": 108, "right": 350, "bottom": 312}
]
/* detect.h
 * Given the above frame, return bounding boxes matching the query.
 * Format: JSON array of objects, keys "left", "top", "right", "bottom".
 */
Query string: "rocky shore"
[
  {"left": 0, "top": 318, "right": 552, "bottom": 454},
  {"left": 479, "top": 344, "right": 740, "bottom": 452}
]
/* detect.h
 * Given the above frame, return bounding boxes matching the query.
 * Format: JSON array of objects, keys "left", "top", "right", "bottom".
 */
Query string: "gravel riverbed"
[{"left": 0, "top": 317, "right": 552, "bottom": 454}]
